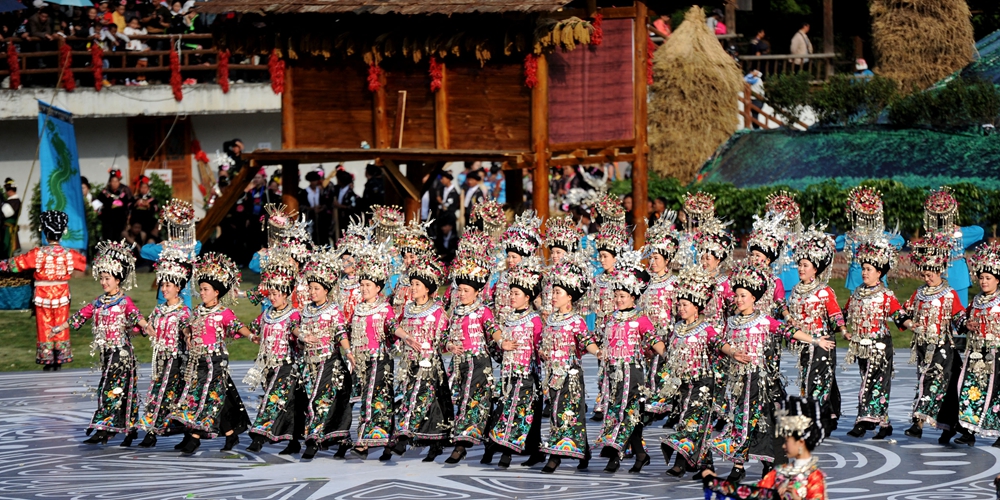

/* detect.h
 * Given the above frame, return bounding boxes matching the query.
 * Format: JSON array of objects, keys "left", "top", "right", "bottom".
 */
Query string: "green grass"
[
  {"left": 0, "top": 272, "right": 975, "bottom": 372},
  {"left": 0, "top": 270, "right": 263, "bottom": 372}
]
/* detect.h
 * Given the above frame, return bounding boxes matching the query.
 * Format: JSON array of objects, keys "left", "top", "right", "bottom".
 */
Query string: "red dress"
[{"left": 1, "top": 244, "right": 87, "bottom": 365}]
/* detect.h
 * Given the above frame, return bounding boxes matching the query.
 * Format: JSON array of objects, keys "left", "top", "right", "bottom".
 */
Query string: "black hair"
[
  {"left": 336, "top": 170, "right": 353, "bottom": 185},
  {"left": 455, "top": 277, "right": 485, "bottom": 291},
  {"left": 199, "top": 278, "right": 230, "bottom": 297},
  {"left": 441, "top": 172, "right": 454, "bottom": 181},
  {"left": 467, "top": 171, "right": 482, "bottom": 182},
  {"left": 411, "top": 275, "right": 439, "bottom": 295},
  {"left": 511, "top": 282, "right": 541, "bottom": 301},
  {"left": 81, "top": 176, "right": 90, "bottom": 189},
  {"left": 553, "top": 284, "right": 584, "bottom": 303},
  {"left": 365, "top": 164, "right": 382, "bottom": 177},
  {"left": 305, "top": 171, "right": 321, "bottom": 182},
  {"left": 360, "top": 277, "right": 386, "bottom": 290}
]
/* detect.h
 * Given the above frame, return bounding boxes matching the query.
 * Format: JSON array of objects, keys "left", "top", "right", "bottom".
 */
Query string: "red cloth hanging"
[
  {"left": 367, "top": 63, "right": 382, "bottom": 92},
  {"left": 59, "top": 43, "right": 75, "bottom": 91},
  {"left": 170, "top": 43, "right": 182, "bottom": 101},
  {"left": 217, "top": 49, "right": 230, "bottom": 93},
  {"left": 647, "top": 35, "right": 655, "bottom": 85},
  {"left": 269, "top": 49, "right": 284, "bottom": 94},
  {"left": 524, "top": 53, "right": 538, "bottom": 89},
  {"left": 429, "top": 56, "right": 443, "bottom": 92},
  {"left": 591, "top": 13, "right": 604, "bottom": 46},
  {"left": 90, "top": 43, "right": 103, "bottom": 91},
  {"left": 6, "top": 42, "right": 20, "bottom": 90}
]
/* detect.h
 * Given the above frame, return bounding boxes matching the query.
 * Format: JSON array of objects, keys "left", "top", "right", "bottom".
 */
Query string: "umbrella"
[
  {"left": 44, "top": 0, "right": 94, "bottom": 7},
  {"left": 0, "top": 0, "right": 25, "bottom": 13}
]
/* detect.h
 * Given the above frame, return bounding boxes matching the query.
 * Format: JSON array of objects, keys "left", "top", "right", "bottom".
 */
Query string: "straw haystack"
[
  {"left": 871, "top": 0, "right": 974, "bottom": 92},
  {"left": 648, "top": 7, "right": 743, "bottom": 183}
]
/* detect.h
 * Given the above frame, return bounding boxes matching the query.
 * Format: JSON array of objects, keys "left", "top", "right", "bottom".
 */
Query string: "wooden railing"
[
  {"left": 739, "top": 53, "right": 837, "bottom": 82},
  {"left": 739, "top": 83, "right": 810, "bottom": 131},
  {"left": 1, "top": 34, "right": 268, "bottom": 86}
]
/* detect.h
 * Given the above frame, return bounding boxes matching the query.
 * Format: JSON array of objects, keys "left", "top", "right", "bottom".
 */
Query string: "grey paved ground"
[{"left": 2, "top": 351, "right": 999, "bottom": 499}]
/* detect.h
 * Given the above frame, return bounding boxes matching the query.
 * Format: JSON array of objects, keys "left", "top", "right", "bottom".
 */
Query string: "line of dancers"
[{"left": 6, "top": 185, "right": 999, "bottom": 494}]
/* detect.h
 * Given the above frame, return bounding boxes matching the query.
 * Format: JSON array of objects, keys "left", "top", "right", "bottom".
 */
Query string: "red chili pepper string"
[
  {"left": 170, "top": 43, "right": 182, "bottom": 101},
  {"left": 217, "top": 49, "right": 230, "bottom": 93},
  {"left": 90, "top": 43, "right": 103, "bottom": 91},
  {"left": 591, "top": 13, "right": 603, "bottom": 46},
  {"left": 269, "top": 49, "right": 284, "bottom": 94},
  {"left": 59, "top": 43, "right": 75, "bottom": 91},
  {"left": 6, "top": 42, "right": 20, "bottom": 90},
  {"left": 524, "top": 53, "right": 538, "bottom": 89}
]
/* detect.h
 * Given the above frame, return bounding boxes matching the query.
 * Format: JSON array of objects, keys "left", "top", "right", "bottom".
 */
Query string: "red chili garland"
[
  {"left": 647, "top": 35, "right": 656, "bottom": 85},
  {"left": 6, "top": 42, "right": 20, "bottom": 90},
  {"left": 90, "top": 43, "right": 103, "bottom": 91},
  {"left": 268, "top": 49, "right": 284, "bottom": 94},
  {"left": 591, "top": 13, "right": 604, "bottom": 46},
  {"left": 193, "top": 139, "right": 210, "bottom": 164},
  {"left": 170, "top": 44, "right": 182, "bottom": 101},
  {"left": 367, "top": 63, "right": 382, "bottom": 92},
  {"left": 59, "top": 43, "right": 75, "bottom": 91},
  {"left": 217, "top": 49, "right": 230, "bottom": 93},
  {"left": 429, "top": 56, "right": 443, "bottom": 92},
  {"left": 524, "top": 53, "right": 538, "bottom": 89}
]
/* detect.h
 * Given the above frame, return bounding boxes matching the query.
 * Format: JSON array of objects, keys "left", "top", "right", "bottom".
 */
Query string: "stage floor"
[{"left": 2, "top": 352, "right": 999, "bottom": 500}]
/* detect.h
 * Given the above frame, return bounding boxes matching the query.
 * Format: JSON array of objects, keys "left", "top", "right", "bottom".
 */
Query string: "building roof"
[{"left": 197, "top": 0, "right": 571, "bottom": 15}]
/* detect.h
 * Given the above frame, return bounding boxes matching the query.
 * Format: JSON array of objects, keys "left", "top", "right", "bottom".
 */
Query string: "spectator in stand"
[
  {"left": 652, "top": 13, "right": 671, "bottom": 38},
  {"left": 99, "top": 23, "right": 129, "bottom": 69},
  {"left": 463, "top": 170, "right": 486, "bottom": 227},
  {"left": 166, "top": 0, "right": 186, "bottom": 33},
  {"left": 854, "top": 58, "right": 874, "bottom": 78},
  {"left": 124, "top": 18, "right": 149, "bottom": 51},
  {"left": 223, "top": 138, "right": 246, "bottom": 175},
  {"left": 112, "top": 2, "right": 126, "bottom": 31},
  {"left": 303, "top": 168, "right": 333, "bottom": 245},
  {"left": 438, "top": 172, "right": 460, "bottom": 225},
  {"left": 744, "top": 69, "right": 765, "bottom": 129},
  {"left": 96, "top": 1, "right": 113, "bottom": 28},
  {"left": 268, "top": 169, "right": 282, "bottom": 198},
  {"left": 653, "top": 196, "right": 668, "bottom": 223},
  {"left": 622, "top": 193, "right": 635, "bottom": 226},
  {"left": 706, "top": 9, "right": 725, "bottom": 34},
  {"left": 24, "top": 8, "right": 56, "bottom": 71},
  {"left": 485, "top": 164, "right": 505, "bottom": 205},
  {"left": 129, "top": 175, "right": 159, "bottom": 234},
  {"left": 332, "top": 169, "right": 357, "bottom": 241},
  {"left": 98, "top": 169, "right": 134, "bottom": 241},
  {"left": 434, "top": 214, "right": 458, "bottom": 264},
  {"left": 359, "top": 164, "right": 385, "bottom": 216},
  {"left": 791, "top": 22, "right": 813, "bottom": 65},
  {"left": 749, "top": 29, "right": 770, "bottom": 55}
]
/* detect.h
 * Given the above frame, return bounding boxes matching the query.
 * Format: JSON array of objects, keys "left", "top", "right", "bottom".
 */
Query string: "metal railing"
[
  {"left": 739, "top": 53, "right": 837, "bottom": 82},
  {"left": 1, "top": 34, "right": 268, "bottom": 87}
]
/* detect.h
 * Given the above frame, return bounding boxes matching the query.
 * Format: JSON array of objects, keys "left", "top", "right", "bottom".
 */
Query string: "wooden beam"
[
  {"left": 549, "top": 139, "right": 636, "bottom": 154},
  {"left": 823, "top": 0, "right": 834, "bottom": 78},
  {"left": 435, "top": 62, "right": 450, "bottom": 149},
  {"left": 555, "top": 6, "right": 636, "bottom": 20},
  {"left": 632, "top": 0, "right": 650, "bottom": 249},
  {"left": 195, "top": 160, "right": 257, "bottom": 241},
  {"left": 725, "top": 0, "right": 736, "bottom": 37},
  {"left": 393, "top": 90, "right": 407, "bottom": 148},
  {"left": 531, "top": 53, "right": 550, "bottom": 222},
  {"left": 246, "top": 148, "right": 524, "bottom": 165},
  {"left": 550, "top": 153, "right": 636, "bottom": 167},
  {"left": 374, "top": 70, "right": 390, "bottom": 150},
  {"left": 282, "top": 162, "right": 300, "bottom": 214},
  {"left": 382, "top": 159, "right": 421, "bottom": 200},
  {"left": 281, "top": 65, "right": 295, "bottom": 149}
]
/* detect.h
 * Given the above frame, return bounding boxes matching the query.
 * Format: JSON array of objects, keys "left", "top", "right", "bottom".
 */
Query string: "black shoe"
[
  {"left": 246, "top": 436, "right": 265, "bottom": 453},
  {"left": 279, "top": 440, "right": 301, "bottom": 455},
  {"left": 660, "top": 442, "right": 675, "bottom": 465},
  {"left": 521, "top": 452, "right": 546, "bottom": 467},
  {"left": 423, "top": 444, "right": 443, "bottom": 462},
  {"left": 53, "top": 364, "right": 61, "bottom": 371},
  {"left": 302, "top": 441, "right": 319, "bottom": 460},
  {"left": 628, "top": 453, "right": 650, "bottom": 473},
  {"left": 873, "top": 425, "right": 893, "bottom": 440},
  {"left": 350, "top": 447, "right": 369, "bottom": 460},
  {"left": 590, "top": 411, "right": 604, "bottom": 422},
  {"left": 936, "top": 429, "right": 956, "bottom": 444},
  {"left": 42, "top": 365, "right": 52, "bottom": 372},
  {"left": 220, "top": 434, "right": 239, "bottom": 452},
  {"left": 577, "top": 454, "right": 590, "bottom": 471},
  {"left": 667, "top": 454, "right": 688, "bottom": 477},
  {"left": 119, "top": 429, "right": 138, "bottom": 447},
  {"left": 541, "top": 456, "right": 561, "bottom": 473},
  {"left": 847, "top": 423, "right": 867, "bottom": 438},
  {"left": 905, "top": 423, "right": 922, "bottom": 438},
  {"left": 334, "top": 443, "right": 349, "bottom": 459},
  {"left": 391, "top": 440, "right": 408, "bottom": 456},
  {"left": 379, "top": 448, "right": 393, "bottom": 461},
  {"left": 174, "top": 434, "right": 191, "bottom": 451},
  {"left": 480, "top": 444, "right": 496, "bottom": 465},
  {"left": 181, "top": 436, "right": 201, "bottom": 454},
  {"left": 498, "top": 453, "right": 512, "bottom": 468},
  {"left": 444, "top": 446, "right": 466, "bottom": 464},
  {"left": 83, "top": 430, "right": 110, "bottom": 445},
  {"left": 955, "top": 432, "right": 976, "bottom": 446},
  {"left": 992, "top": 437, "right": 1000, "bottom": 448},
  {"left": 604, "top": 456, "right": 620, "bottom": 473},
  {"left": 138, "top": 433, "right": 157, "bottom": 448},
  {"left": 727, "top": 467, "right": 746, "bottom": 484},
  {"left": 693, "top": 468, "right": 713, "bottom": 481}
]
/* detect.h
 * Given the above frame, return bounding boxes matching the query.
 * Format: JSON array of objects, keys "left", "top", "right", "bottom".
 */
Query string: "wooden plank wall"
[
  {"left": 383, "top": 62, "right": 436, "bottom": 149},
  {"left": 290, "top": 62, "right": 375, "bottom": 149},
  {"left": 446, "top": 63, "right": 531, "bottom": 151}
]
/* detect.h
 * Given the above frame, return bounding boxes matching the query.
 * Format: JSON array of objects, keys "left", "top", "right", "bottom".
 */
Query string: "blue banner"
[{"left": 38, "top": 101, "right": 87, "bottom": 251}]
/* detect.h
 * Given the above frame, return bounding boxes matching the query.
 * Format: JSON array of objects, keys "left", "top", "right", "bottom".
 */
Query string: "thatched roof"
[{"left": 197, "top": 0, "right": 571, "bottom": 15}]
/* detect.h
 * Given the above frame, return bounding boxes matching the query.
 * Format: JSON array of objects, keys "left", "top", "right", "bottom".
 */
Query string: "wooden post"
[
  {"left": 194, "top": 159, "right": 259, "bottom": 241},
  {"left": 282, "top": 162, "right": 300, "bottom": 213},
  {"left": 632, "top": 1, "right": 650, "bottom": 248},
  {"left": 506, "top": 169, "right": 525, "bottom": 214},
  {"left": 823, "top": 0, "right": 834, "bottom": 78},
  {"left": 281, "top": 66, "right": 295, "bottom": 148},
  {"left": 742, "top": 83, "right": 752, "bottom": 129},
  {"left": 531, "top": 54, "right": 550, "bottom": 222},
  {"left": 853, "top": 36, "right": 864, "bottom": 62},
  {"left": 402, "top": 161, "right": 426, "bottom": 221},
  {"left": 374, "top": 70, "right": 390, "bottom": 149},
  {"left": 725, "top": 0, "right": 736, "bottom": 36},
  {"left": 393, "top": 90, "right": 407, "bottom": 148},
  {"left": 434, "top": 62, "right": 450, "bottom": 149}
]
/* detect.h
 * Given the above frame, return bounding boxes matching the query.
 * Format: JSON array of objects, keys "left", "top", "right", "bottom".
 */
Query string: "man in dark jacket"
[
  {"left": 360, "top": 164, "right": 385, "bottom": 217},
  {"left": 332, "top": 169, "right": 358, "bottom": 243}
]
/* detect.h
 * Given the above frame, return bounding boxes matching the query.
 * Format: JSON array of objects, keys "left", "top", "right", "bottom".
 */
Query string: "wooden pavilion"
[{"left": 196, "top": 0, "right": 653, "bottom": 245}]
